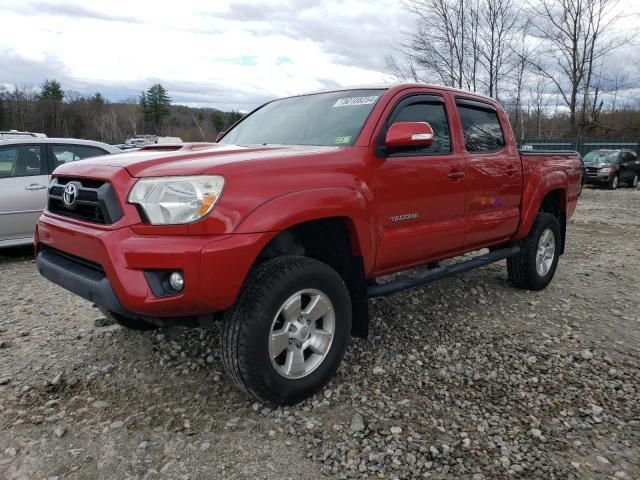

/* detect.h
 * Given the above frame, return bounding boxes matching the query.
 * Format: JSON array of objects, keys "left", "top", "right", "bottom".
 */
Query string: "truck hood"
[
  {"left": 584, "top": 162, "right": 614, "bottom": 169},
  {"left": 68, "top": 144, "right": 341, "bottom": 178}
]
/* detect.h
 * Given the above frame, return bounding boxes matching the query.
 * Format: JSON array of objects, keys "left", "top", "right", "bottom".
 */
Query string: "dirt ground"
[{"left": 0, "top": 186, "right": 638, "bottom": 480}]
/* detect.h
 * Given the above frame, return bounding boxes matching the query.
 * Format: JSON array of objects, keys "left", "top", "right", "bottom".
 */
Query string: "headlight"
[
  {"left": 599, "top": 167, "right": 613, "bottom": 174},
  {"left": 128, "top": 175, "right": 225, "bottom": 225}
]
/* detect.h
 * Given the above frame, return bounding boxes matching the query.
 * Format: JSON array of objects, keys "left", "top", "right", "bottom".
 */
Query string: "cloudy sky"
[
  {"left": 0, "top": 0, "right": 412, "bottom": 110},
  {"left": 1, "top": 0, "right": 638, "bottom": 111}
]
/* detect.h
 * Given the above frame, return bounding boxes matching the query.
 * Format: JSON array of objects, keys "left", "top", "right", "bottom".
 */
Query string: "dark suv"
[{"left": 583, "top": 149, "right": 640, "bottom": 189}]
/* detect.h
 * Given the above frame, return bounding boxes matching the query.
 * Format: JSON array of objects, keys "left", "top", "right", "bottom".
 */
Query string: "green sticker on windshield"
[{"left": 334, "top": 136, "right": 352, "bottom": 145}]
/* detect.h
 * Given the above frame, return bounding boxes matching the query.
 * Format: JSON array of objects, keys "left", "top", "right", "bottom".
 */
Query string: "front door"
[
  {"left": 0, "top": 144, "right": 48, "bottom": 243},
  {"left": 373, "top": 94, "right": 467, "bottom": 273}
]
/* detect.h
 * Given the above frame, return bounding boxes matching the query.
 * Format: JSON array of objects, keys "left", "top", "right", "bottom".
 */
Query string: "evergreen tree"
[
  {"left": 38, "top": 79, "right": 64, "bottom": 135},
  {"left": 211, "top": 111, "right": 226, "bottom": 133},
  {"left": 91, "top": 92, "right": 105, "bottom": 105},
  {"left": 227, "top": 110, "right": 244, "bottom": 127},
  {"left": 39, "top": 79, "right": 64, "bottom": 102},
  {"left": 141, "top": 84, "right": 171, "bottom": 134}
]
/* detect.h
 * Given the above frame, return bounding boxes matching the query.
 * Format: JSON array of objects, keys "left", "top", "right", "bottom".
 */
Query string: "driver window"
[{"left": 387, "top": 101, "right": 451, "bottom": 155}]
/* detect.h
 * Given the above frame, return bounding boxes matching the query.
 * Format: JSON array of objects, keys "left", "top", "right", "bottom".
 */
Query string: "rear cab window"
[{"left": 456, "top": 99, "right": 505, "bottom": 153}]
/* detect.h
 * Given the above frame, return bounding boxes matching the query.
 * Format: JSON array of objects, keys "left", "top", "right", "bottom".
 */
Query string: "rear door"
[
  {"left": 373, "top": 93, "right": 467, "bottom": 273},
  {"left": 455, "top": 99, "right": 522, "bottom": 249},
  {"left": 0, "top": 144, "right": 48, "bottom": 243}
]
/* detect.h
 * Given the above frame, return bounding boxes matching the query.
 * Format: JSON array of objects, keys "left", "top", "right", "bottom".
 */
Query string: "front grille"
[
  {"left": 586, "top": 167, "right": 599, "bottom": 174},
  {"left": 49, "top": 198, "right": 107, "bottom": 223},
  {"left": 47, "top": 177, "right": 122, "bottom": 225}
]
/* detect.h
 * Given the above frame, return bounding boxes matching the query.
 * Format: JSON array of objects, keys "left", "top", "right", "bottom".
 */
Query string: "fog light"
[{"left": 169, "top": 272, "right": 184, "bottom": 292}]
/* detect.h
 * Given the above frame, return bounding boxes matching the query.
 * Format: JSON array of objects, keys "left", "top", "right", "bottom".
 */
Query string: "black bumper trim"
[{"left": 36, "top": 248, "right": 126, "bottom": 314}]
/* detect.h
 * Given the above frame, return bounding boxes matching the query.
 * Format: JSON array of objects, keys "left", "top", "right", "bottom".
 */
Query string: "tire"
[
  {"left": 629, "top": 174, "right": 639, "bottom": 189},
  {"left": 222, "top": 256, "right": 352, "bottom": 405},
  {"left": 507, "top": 212, "right": 561, "bottom": 291},
  {"left": 98, "top": 307, "right": 159, "bottom": 331},
  {"left": 609, "top": 174, "right": 619, "bottom": 190}
]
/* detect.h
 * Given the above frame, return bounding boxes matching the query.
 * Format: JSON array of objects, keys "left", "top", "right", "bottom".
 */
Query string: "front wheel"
[
  {"left": 507, "top": 213, "right": 561, "bottom": 290},
  {"left": 222, "top": 256, "right": 352, "bottom": 405},
  {"left": 609, "top": 174, "right": 619, "bottom": 190}
]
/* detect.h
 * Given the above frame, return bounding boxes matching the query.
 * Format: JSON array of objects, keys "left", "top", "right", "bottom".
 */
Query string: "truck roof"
[{"left": 295, "top": 82, "right": 497, "bottom": 103}]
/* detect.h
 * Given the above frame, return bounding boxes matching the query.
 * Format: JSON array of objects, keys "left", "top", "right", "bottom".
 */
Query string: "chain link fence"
[{"left": 521, "top": 139, "right": 640, "bottom": 156}]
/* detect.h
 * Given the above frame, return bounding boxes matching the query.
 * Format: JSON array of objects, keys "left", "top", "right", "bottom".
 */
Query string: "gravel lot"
[{"left": 1, "top": 186, "right": 638, "bottom": 480}]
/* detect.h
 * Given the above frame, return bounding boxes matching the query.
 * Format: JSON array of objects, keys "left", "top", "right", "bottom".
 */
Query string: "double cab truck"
[{"left": 35, "top": 84, "right": 581, "bottom": 404}]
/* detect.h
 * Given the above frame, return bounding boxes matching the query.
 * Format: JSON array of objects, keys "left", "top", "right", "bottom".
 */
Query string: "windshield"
[
  {"left": 220, "top": 89, "right": 384, "bottom": 147},
  {"left": 583, "top": 151, "right": 619, "bottom": 163}
]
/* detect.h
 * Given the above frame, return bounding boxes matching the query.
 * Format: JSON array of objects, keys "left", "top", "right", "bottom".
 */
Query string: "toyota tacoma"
[{"left": 35, "top": 84, "right": 582, "bottom": 404}]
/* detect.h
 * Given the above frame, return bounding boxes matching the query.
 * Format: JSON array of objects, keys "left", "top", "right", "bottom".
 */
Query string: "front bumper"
[
  {"left": 584, "top": 173, "right": 613, "bottom": 185},
  {"left": 35, "top": 214, "right": 272, "bottom": 317}
]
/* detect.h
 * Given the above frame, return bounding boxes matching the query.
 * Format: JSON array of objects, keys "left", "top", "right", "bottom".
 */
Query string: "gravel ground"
[{"left": 1, "top": 186, "right": 639, "bottom": 480}]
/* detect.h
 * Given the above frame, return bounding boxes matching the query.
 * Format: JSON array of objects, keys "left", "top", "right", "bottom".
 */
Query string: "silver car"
[{"left": 0, "top": 138, "right": 121, "bottom": 247}]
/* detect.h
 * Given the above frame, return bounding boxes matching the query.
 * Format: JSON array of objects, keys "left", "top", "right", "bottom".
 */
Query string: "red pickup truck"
[{"left": 35, "top": 84, "right": 581, "bottom": 404}]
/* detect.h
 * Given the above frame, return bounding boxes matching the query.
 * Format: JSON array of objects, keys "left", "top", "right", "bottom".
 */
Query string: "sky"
[
  {"left": 0, "top": 0, "right": 412, "bottom": 111},
  {"left": 1, "top": 0, "right": 638, "bottom": 111}
]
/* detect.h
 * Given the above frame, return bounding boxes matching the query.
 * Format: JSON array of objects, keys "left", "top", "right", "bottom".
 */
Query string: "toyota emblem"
[{"left": 62, "top": 183, "right": 78, "bottom": 208}]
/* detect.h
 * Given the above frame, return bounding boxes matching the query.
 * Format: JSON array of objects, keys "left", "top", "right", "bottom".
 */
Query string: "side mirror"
[
  {"left": 385, "top": 122, "right": 434, "bottom": 149},
  {"left": 215, "top": 131, "right": 225, "bottom": 142}
]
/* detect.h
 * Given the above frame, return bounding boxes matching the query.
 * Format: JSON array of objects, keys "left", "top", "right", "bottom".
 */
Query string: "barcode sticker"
[{"left": 333, "top": 96, "right": 379, "bottom": 107}]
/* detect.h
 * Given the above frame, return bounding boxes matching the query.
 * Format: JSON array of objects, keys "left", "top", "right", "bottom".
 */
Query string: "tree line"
[
  {"left": 0, "top": 80, "right": 244, "bottom": 143},
  {"left": 388, "top": 0, "right": 640, "bottom": 141}
]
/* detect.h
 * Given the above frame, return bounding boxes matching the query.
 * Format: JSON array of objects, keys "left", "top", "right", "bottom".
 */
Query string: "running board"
[{"left": 367, "top": 245, "right": 521, "bottom": 298}]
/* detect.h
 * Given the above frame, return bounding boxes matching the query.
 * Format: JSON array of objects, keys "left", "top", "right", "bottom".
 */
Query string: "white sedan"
[{"left": 0, "top": 138, "right": 121, "bottom": 248}]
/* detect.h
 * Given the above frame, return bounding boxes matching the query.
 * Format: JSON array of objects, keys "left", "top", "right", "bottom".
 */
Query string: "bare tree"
[
  {"left": 393, "top": 0, "right": 520, "bottom": 97},
  {"left": 508, "top": 19, "right": 534, "bottom": 141},
  {"left": 529, "top": 0, "right": 626, "bottom": 133},
  {"left": 477, "top": 0, "right": 519, "bottom": 99},
  {"left": 402, "top": 0, "right": 469, "bottom": 88}
]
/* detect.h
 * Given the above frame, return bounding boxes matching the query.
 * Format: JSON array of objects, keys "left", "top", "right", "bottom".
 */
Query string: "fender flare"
[
  {"left": 234, "top": 187, "right": 375, "bottom": 271},
  {"left": 514, "top": 170, "right": 568, "bottom": 240}
]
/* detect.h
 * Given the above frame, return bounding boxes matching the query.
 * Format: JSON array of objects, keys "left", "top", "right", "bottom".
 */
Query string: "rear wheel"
[
  {"left": 629, "top": 174, "right": 639, "bottom": 188},
  {"left": 508, "top": 212, "right": 561, "bottom": 291},
  {"left": 222, "top": 256, "right": 351, "bottom": 405},
  {"left": 98, "top": 307, "right": 159, "bottom": 331}
]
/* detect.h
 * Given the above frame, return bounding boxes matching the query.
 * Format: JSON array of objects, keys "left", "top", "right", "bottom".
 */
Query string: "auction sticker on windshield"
[
  {"left": 333, "top": 96, "right": 379, "bottom": 107},
  {"left": 334, "top": 136, "right": 352, "bottom": 144}
]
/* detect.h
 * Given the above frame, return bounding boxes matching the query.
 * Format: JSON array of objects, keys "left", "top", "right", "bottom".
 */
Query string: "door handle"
[
  {"left": 447, "top": 171, "right": 465, "bottom": 181},
  {"left": 505, "top": 165, "right": 517, "bottom": 176},
  {"left": 25, "top": 184, "right": 47, "bottom": 191}
]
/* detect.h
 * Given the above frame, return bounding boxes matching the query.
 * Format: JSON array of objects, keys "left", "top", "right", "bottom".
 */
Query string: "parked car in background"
[
  {"left": 114, "top": 143, "right": 139, "bottom": 150},
  {"left": 0, "top": 138, "right": 121, "bottom": 247},
  {"left": 583, "top": 149, "right": 640, "bottom": 189},
  {"left": 0, "top": 130, "right": 47, "bottom": 140},
  {"left": 157, "top": 136, "right": 183, "bottom": 144}
]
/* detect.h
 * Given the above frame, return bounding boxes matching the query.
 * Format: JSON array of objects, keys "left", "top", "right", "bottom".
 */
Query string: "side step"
[{"left": 367, "top": 245, "right": 521, "bottom": 298}]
